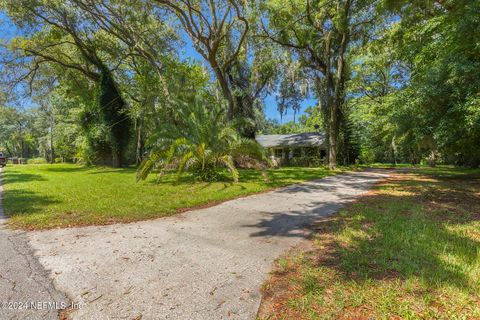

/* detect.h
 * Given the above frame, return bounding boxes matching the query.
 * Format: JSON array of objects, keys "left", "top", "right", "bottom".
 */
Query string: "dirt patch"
[{"left": 258, "top": 239, "right": 315, "bottom": 320}]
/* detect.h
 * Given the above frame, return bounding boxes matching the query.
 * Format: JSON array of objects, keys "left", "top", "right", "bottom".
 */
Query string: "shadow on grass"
[
  {"left": 42, "top": 166, "right": 92, "bottom": 173},
  {"left": 264, "top": 169, "right": 480, "bottom": 293},
  {"left": 145, "top": 169, "right": 256, "bottom": 186},
  {"left": 247, "top": 167, "right": 480, "bottom": 294},
  {"left": 1, "top": 171, "right": 46, "bottom": 185},
  {"left": 87, "top": 168, "right": 136, "bottom": 175},
  {"left": 325, "top": 198, "right": 479, "bottom": 291},
  {"left": 1, "top": 169, "right": 59, "bottom": 218},
  {"left": 144, "top": 173, "right": 206, "bottom": 186},
  {"left": 2, "top": 189, "right": 60, "bottom": 216},
  {"left": 42, "top": 166, "right": 135, "bottom": 174}
]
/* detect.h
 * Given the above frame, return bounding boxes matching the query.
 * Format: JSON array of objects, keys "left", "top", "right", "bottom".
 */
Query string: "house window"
[{"left": 274, "top": 149, "right": 283, "bottom": 158}]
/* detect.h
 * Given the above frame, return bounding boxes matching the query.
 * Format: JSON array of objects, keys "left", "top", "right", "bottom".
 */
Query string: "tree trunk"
[
  {"left": 235, "top": 95, "right": 256, "bottom": 139},
  {"left": 428, "top": 150, "right": 436, "bottom": 167},
  {"left": 49, "top": 119, "right": 55, "bottom": 164},
  {"left": 136, "top": 117, "right": 144, "bottom": 166},
  {"left": 211, "top": 59, "right": 256, "bottom": 138},
  {"left": 391, "top": 135, "right": 398, "bottom": 166},
  {"left": 98, "top": 67, "right": 131, "bottom": 168},
  {"left": 112, "top": 151, "right": 121, "bottom": 168},
  {"left": 211, "top": 60, "right": 235, "bottom": 121},
  {"left": 328, "top": 98, "right": 338, "bottom": 170},
  {"left": 81, "top": 68, "right": 130, "bottom": 168}
]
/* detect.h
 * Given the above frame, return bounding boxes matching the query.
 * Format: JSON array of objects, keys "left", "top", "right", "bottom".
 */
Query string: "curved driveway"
[{"left": 25, "top": 170, "right": 388, "bottom": 319}]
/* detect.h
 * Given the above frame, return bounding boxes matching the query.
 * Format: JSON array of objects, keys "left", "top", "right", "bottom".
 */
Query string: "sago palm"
[{"left": 137, "top": 97, "right": 266, "bottom": 182}]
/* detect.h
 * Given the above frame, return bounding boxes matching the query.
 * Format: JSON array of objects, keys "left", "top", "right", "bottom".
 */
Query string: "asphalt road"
[
  {"left": 26, "top": 170, "right": 389, "bottom": 320},
  {"left": 0, "top": 167, "right": 70, "bottom": 320}
]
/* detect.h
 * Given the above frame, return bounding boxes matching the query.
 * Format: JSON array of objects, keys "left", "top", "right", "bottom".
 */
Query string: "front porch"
[
  {"left": 256, "top": 132, "right": 328, "bottom": 167},
  {"left": 269, "top": 146, "right": 328, "bottom": 167}
]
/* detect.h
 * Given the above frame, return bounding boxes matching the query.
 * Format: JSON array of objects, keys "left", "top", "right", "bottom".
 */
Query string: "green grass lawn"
[
  {"left": 259, "top": 167, "right": 480, "bottom": 319},
  {"left": 1, "top": 164, "right": 337, "bottom": 230}
]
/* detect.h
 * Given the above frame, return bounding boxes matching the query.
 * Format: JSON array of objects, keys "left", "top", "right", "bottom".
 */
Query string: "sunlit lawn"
[
  {"left": 259, "top": 167, "right": 480, "bottom": 319},
  {"left": 1, "top": 164, "right": 338, "bottom": 230}
]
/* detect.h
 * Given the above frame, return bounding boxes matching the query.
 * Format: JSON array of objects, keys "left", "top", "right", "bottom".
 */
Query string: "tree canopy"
[{"left": 0, "top": 0, "right": 478, "bottom": 170}]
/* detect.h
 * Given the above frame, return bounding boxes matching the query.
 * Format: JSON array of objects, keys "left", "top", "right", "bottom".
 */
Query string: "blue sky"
[
  {"left": 0, "top": 11, "right": 315, "bottom": 122},
  {"left": 263, "top": 95, "right": 316, "bottom": 123},
  {"left": 0, "top": 12, "right": 16, "bottom": 37}
]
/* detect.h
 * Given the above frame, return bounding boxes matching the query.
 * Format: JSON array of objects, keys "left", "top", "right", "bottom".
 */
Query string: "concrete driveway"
[{"left": 23, "top": 170, "right": 388, "bottom": 320}]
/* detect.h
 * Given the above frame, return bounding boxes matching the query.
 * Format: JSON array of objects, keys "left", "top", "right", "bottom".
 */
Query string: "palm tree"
[{"left": 137, "top": 96, "right": 266, "bottom": 182}]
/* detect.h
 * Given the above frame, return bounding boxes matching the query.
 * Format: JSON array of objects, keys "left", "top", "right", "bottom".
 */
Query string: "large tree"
[
  {"left": 388, "top": 0, "right": 480, "bottom": 167},
  {"left": 0, "top": 105, "right": 37, "bottom": 158},
  {"left": 1, "top": 0, "right": 133, "bottom": 166},
  {"left": 347, "top": 0, "right": 480, "bottom": 167},
  {"left": 151, "top": 0, "right": 277, "bottom": 138},
  {"left": 262, "top": 0, "right": 379, "bottom": 168},
  {"left": 69, "top": 0, "right": 177, "bottom": 102}
]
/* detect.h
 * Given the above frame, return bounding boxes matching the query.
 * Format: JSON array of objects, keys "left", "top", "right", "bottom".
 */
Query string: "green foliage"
[
  {"left": 338, "top": 111, "right": 361, "bottom": 164},
  {"left": 95, "top": 68, "right": 131, "bottom": 166},
  {"left": 0, "top": 106, "right": 38, "bottom": 158},
  {"left": 137, "top": 95, "right": 267, "bottom": 182},
  {"left": 344, "top": 0, "right": 480, "bottom": 167},
  {"left": 261, "top": 119, "right": 302, "bottom": 134},
  {"left": 299, "top": 106, "right": 323, "bottom": 132},
  {"left": 1, "top": 0, "right": 478, "bottom": 169},
  {"left": 263, "top": 0, "right": 382, "bottom": 168},
  {"left": 26, "top": 157, "right": 47, "bottom": 164},
  {"left": 275, "top": 63, "right": 305, "bottom": 122},
  {"left": 261, "top": 105, "right": 323, "bottom": 135},
  {"left": 32, "top": 87, "right": 83, "bottom": 163}
]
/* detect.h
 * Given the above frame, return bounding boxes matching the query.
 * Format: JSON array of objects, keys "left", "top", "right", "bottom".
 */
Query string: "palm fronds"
[{"left": 137, "top": 95, "right": 267, "bottom": 182}]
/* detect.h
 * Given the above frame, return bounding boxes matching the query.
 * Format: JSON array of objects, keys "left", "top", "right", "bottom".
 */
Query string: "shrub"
[
  {"left": 137, "top": 96, "right": 267, "bottom": 182},
  {"left": 27, "top": 157, "right": 47, "bottom": 164}
]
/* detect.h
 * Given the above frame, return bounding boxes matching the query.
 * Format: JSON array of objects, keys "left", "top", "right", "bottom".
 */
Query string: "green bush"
[
  {"left": 27, "top": 157, "right": 47, "bottom": 164},
  {"left": 75, "top": 137, "right": 98, "bottom": 165},
  {"left": 138, "top": 96, "right": 267, "bottom": 183},
  {"left": 190, "top": 162, "right": 223, "bottom": 182}
]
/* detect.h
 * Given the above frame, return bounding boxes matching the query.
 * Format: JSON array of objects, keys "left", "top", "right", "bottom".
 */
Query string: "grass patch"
[
  {"left": 259, "top": 167, "right": 480, "bottom": 319},
  {"left": 1, "top": 164, "right": 337, "bottom": 230}
]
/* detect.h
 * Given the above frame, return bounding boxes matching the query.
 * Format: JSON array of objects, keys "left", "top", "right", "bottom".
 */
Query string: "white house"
[{"left": 255, "top": 132, "right": 327, "bottom": 166}]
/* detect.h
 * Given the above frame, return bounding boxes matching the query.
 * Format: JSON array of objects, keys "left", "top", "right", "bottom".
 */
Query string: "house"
[{"left": 255, "top": 132, "right": 328, "bottom": 166}]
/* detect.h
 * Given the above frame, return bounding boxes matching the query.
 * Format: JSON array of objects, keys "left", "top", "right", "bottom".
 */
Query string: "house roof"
[{"left": 255, "top": 132, "right": 327, "bottom": 148}]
